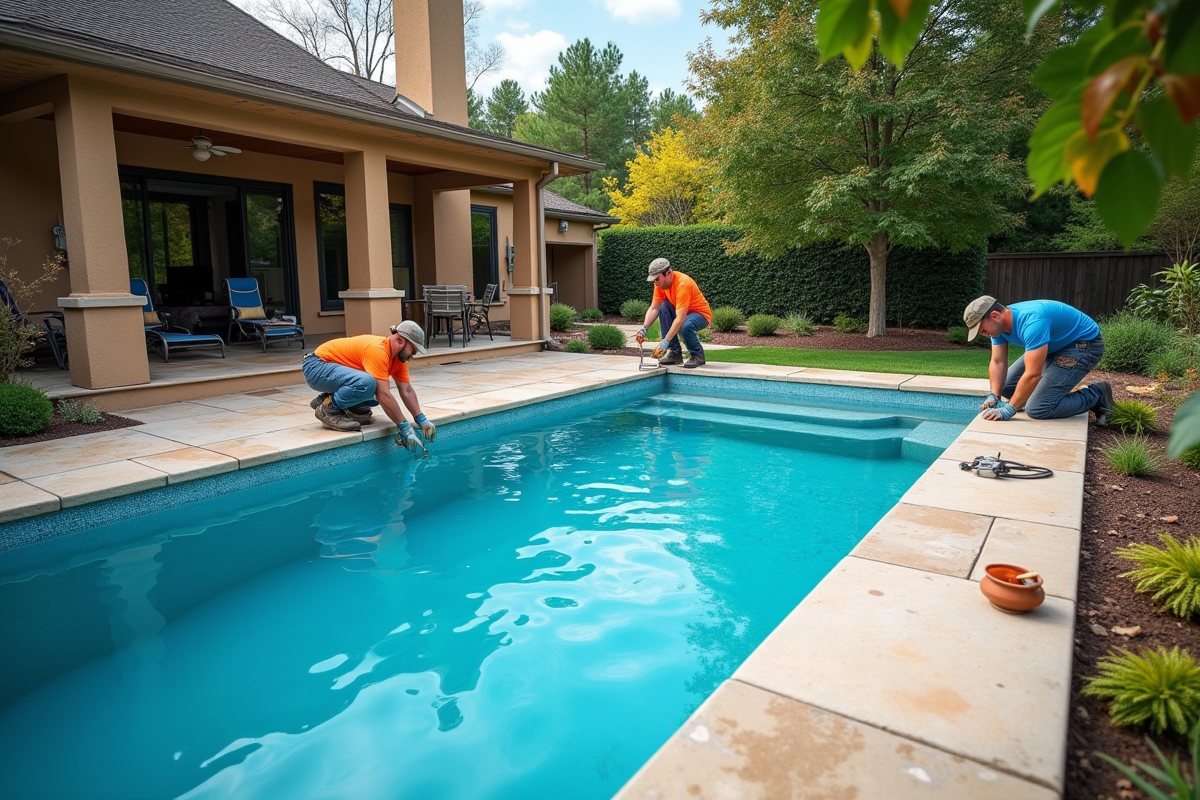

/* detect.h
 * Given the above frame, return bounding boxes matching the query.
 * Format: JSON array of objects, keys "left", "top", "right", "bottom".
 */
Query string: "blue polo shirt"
[{"left": 991, "top": 300, "right": 1100, "bottom": 352}]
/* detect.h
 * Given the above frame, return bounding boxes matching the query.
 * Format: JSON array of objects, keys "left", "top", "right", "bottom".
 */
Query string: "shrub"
[
  {"left": 1179, "top": 443, "right": 1200, "bottom": 470},
  {"left": 1149, "top": 345, "right": 1191, "bottom": 378},
  {"left": 579, "top": 308, "right": 603, "bottom": 323},
  {"left": 696, "top": 327, "right": 712, "bottom": 343},
  {"left": 747, "top": 313, "right": 782, "bottom": 336},
  {"left": 588, "top": 325, "right": 626, "bottom": 350},
  {"left": 1119, "top": 534, "right": 1200, "bottom": 618},
  {"left": 1100, "top": 312, "right": 1178, "bottom": 374},
  {"left": 566, "top": 339, "right": 588, "bottom": 353},
  {"left": 0, "top": 382, "right": 53, "bottom": 437},
  {"left": 783, "top": 311, "right": 817, "bottom": 336},
  {"left": 1109, "top": 400, "right": 1158, "bottom": 435},
  {"left": 1096, "top": 721, "right": 1200, "bottom": 800},
  {"left": 711, "top": 306, "right": 745, "bottom": 333},
  {"left": 946, "top": 325, "right": 992, "bottom": 347},
  {"left": 1083, "top": 647, "right": 1200, "bottom": 736},
  {"left": 620, "top": 298, "right": 650, "bottom": 322},
  {"left": 549, "top": 303, "right": 576, "bottom": 332},
  {"left": 56, "top": 399, "right": 103, "bottom": 425},
  {"left": 1105, "top": 436, "right": 1159, "bottom": 477},
  {"left": 833, "top": 314, "right": 867, "bottom": 334}
]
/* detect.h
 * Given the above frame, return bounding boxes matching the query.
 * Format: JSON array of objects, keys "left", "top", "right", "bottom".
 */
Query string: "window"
[
  {"left": 470, "top": 205, "right": 498, "bottom": 302},
  {"left": 245, "top": 191, "right": 287, "bottom": 309},
  {"left": 390, "top": 204, "right": 414, "bottom": 302},
  {"left": 315, "top": 183, "right": 348, "bottom": 311}
]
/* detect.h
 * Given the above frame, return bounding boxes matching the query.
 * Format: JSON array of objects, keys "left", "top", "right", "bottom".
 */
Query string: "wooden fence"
[{"left": 985, "top": 251, "right": 1171, "bottom": 319}]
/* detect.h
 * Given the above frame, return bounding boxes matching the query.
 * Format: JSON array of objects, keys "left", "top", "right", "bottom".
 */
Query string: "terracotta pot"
[{"left": 980, "top": 563, "right": 1045, "bottom": 614}]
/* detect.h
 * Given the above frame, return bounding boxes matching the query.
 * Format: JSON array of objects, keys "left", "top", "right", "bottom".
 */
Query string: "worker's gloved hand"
[
  {"left": 635, "top": 327, "right": 647, "bottom": 345},
  {"left": 652, "top": 346, "right": 666, "bottom": 358},
  {"left": 415, "top": 412, "right": 436, "bottom": 442},
  {"left": 979, "top": 392, "right": 999, "bottom": 411},
  {"left": 395, "top": 421, "right": 425, "bottom": 453},
  {"left": 982, "top": 401, "right": 1016, "bottom": 421}
]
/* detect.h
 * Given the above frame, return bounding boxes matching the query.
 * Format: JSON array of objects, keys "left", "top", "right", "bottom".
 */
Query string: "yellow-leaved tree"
[{"left": 603, "top": 128, "right": 712, "bottom": 227}]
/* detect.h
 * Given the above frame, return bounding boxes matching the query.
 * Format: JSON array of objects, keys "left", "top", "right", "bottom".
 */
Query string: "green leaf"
[
  {"left": 877, "top": 0, "right": 931, "bottom": 67},
  {"left": 1168, "top": 392, "right": 1200, "bottom": 460},
  {"left": 1087, "top": 22, "right": 1151, "bottom": 76},
  {"left": 1028, "top": 98, "right": 1082, "bottom": 196},
  {"left": 1139, "top": 95, "right": 1198, "bottom": 179},
  {"left": 843, "top": 27, "right": 875, "bottom": 70},
  {"left": 1165, "top": 0, "right": 1200, "bottom": 75},
  {"left": 1094, "top": 149, "right": 1162, "bottom": 247},
  {"left": 817, "top": 0, "right": 874, "bottom": 64},
  {"left": 1023, "top": 0, "right": 1060, "bottom": 34},
  {"left": 1032, "top": 43, "right": 1090, "bottom": 99}
]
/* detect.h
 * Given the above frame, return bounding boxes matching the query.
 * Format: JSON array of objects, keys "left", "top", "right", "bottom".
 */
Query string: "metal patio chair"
[
  {"left": 468, "top": 283, "right": 498, "bottom": 341},
  {"left": 426, "top": 286, "right": 470, "bottom": 348},
  {"left": 132, "top": 279, "right": 225, "bottom": 363},
  {"left": 0, "top": 276, "right": 67, "bottom": 370},
  {"left": 225, "top": 277, "right": 304, "bottom": 352}
]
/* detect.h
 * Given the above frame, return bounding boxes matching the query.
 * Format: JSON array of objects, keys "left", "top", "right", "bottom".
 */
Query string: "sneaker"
[
  {"left": 309, "top": 393, "right": 330, "bottom": 409},
  {"left": 344, "top": 404, "right": 374, "bottom": 424},
  {"left": 682, "top": 352, "right": 707, "bottom": 369},
  {"left": 658, "top": 349, "right": 684, "bottom": 366},
  {"left": 1093, "top": 380, "right": 1114, "bottom": 426},
  {"left": 314, "top": 399, "right": 361, "bottom": 432}
]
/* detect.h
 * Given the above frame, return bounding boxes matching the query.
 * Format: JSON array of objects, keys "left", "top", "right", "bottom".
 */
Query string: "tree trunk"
[{"left": 864, "top": 233, "right": 888, "bottom": 337}]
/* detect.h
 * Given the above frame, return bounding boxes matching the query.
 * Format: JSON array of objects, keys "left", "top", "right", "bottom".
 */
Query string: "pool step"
[{"left": 643, "top": 393, "right": 915, "bottom": 430}]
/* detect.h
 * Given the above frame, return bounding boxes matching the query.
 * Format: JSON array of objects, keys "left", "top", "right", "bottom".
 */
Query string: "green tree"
[
  {"left": 650, "top": 88, "right": 699, "bottom": 133},
  {"left": 483, "top": 79, "right": 528, "bottom": 138},
  {"left": 690, "top": 0, "right": 1055, "bottom": 336},
  {"left": 467, "top": 87, "right": 486, "bottom": 130}
]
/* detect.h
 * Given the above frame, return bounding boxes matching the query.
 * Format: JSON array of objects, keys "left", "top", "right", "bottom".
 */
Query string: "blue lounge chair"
[
  {"left": 132, "top": 279, "right": 225, "bottom": 363},
  {"left": 0, "top": 277, "right": 67, "bottom": 369},
  {"left": 224, "top": 278, "right": 304, "bottom": 352}
]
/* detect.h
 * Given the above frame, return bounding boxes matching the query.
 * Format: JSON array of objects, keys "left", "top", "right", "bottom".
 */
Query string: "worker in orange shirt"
[
  {"left": 301, "top": 320, "right": 433, "bottom": 453},
  {"left": 634, "top": 257, "right": 713, "bottom": 368}
]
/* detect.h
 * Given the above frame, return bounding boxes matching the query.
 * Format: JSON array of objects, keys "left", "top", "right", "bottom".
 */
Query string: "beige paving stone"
[
  {"left": 900, "top": 375, "right": 992, "bottom": 396},
  {"left": 786, "top": 368, "right": 916, "bottom": 390},
  {"left": 204, "top": 425, "right": 362, "bottom": 468},
  {"left": 671, "top": 362, "right": 804, "bottom": 381},
  {"left": 616, "top": 679, "right": 1056, "bottom": 800},
  {"left": 0, "top": 471, "right": 14, "bottom": 485},
  {"left": 191, "top": 393, "right": 285, "bottom": 411},
  {"left": 134, "top": 407, "right": 317, "bottom": 446},
  {"left": 1, "top": 429, "right": 186, "bottom": 480},
  {"left": 119, "top": 401, "right": 227, "bottom": 423},
  {"left": 27, "top": 461, "right": 169, "bottom": 508},
  {"left": 902, "top": 457, "right": 1084, "bottom": 529},
  {"left": 965, "top": 411, "right": 1089, "bottom": 442},
  {"left": 734, "top": 556, "right": 1074, "bottom": 792},
  {"left": 943, "top": 430, "right": 1087, "bottom": 474},
  {"left": 852, "top": 503, "right": 994, "bottom": 578},
  {"left": 131, "top": 448, "right": 240, "bottom": 484},
  {"left": 971, "top": 518, "right": 1081, "bottom": 602},
  {"left": 0, "top": 480, "right": 61, "bottom": 522}
]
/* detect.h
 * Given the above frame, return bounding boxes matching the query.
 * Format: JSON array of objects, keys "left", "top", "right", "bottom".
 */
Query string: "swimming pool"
[{"left": 0, "top": 382, "right": 972, "bottom": 799}]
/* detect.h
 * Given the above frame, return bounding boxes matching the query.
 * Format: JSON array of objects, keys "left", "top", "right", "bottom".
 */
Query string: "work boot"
[
  {"left": 344, "top": 404, "right": 374, "bottom": 424},
  {"left": 658, "top": 349, "right": 683, "bottom": 366},
  {"left": 309, "top": 393, "right": 330, "bottom": 409},
  {"left": 314, "top": 398, "right": 361, "bottom": 432},
  {"left": 682, "top": 351, "right": 707, "bottom": 369},
  {"left": 1093, "top": 380, "right": 1114, "bottom": 426}
]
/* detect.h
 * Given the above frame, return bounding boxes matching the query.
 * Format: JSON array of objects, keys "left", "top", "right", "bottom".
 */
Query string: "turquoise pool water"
[{"left": 0, "top": 391, "right": 953, "bottom": 800}]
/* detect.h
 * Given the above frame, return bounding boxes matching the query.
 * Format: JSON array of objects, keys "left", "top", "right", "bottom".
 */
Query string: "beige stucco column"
[
  {"left": 341, "top": 148, "right": 402, "bottom": 335},
  {"left": 507, "top": 178, "right": 543, "bottom": 341},
  {"left": 53, "top": 76, "right": 149, "bottom": 389},
  {"left": 411, "top": 175, "right": 472, "bottom": 296}
]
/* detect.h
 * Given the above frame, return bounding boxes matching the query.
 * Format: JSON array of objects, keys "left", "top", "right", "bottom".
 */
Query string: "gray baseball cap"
[
  {"left": 963, "top": 295, "right": 999, "bottom": 341},
  {"left": 646, "top": 257, "right": 671, "bottom": 281},
  {"left": 390, "top": 320, "right": 427, "bottom": 354}
]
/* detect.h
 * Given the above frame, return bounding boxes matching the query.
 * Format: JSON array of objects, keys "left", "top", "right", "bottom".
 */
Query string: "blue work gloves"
[
  {"left": 980, "top": 392, "right": 999, "bottom": 411},
  {"left": 982, "top": 401, "right": 1016, "bottom": 421},
  {"left": 415, "top": 413, "right": 436, "bottom": 441},
  {"left": 395, "top": 421, "right": 426, "bottom": 453}
]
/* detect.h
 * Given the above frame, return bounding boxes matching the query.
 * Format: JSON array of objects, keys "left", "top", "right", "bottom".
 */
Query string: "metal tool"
[
  {"left": 639, "top": 343, "right": 663, "bottom": 371},
  {"left": 959, "top": 453, "right": 1053, "bottom": 479}
]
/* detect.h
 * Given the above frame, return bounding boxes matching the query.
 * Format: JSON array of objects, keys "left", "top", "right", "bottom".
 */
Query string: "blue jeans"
[
  {"left": 302, "top": 355, "right": 379, "bottom": 410},
  {"left": 658, "top": 299, "right": 709, "bottom": 355},
  {"left": 1002, "top": 337, "right": 1105, "bottom": 419}
]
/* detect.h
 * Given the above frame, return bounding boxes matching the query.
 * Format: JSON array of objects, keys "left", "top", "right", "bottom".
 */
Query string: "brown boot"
[
  {"left": 344, "top": 404, "right": 374, "bottom": 424},
  {"left": 314, "top": 397, "right": 361, "bottom": 432}
]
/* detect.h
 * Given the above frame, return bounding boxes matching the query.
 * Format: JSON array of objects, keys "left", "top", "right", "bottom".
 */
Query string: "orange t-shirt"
[
  {"left": 314, "top": 335, "right": 410, "bottom": 384},
  {"left": 652, "top": 271, "right": 712, "bottom": 323}
]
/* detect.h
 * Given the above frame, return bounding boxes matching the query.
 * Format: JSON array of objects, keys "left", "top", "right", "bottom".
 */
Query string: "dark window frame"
[
  {"left": 389, "top": 203, "right": 415, "bottom": 302},
  {"left": 314, "top": 181, "right": 348, "bottom": 312},
  {"left": 470, "top": 204, "right": 499, "bottom": 302}
]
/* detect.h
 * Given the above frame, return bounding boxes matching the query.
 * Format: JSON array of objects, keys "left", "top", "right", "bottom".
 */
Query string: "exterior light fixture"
[
  {"left": 558, "top": 219, "right": 569, "bottom": 233},
  {"left": 53, "top": 216, "right": 68, "bottom": 252}
]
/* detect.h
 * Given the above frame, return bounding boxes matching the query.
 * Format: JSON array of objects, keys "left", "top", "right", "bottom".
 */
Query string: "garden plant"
[
  {"left": 0, "top": 381, "right": 53, "bottom": 437},
  {"left": 1095, "top": 720, "right": 1200, "bottom": 800},
  {"left": 620, "top": 299, "right": 649, "bottom": 322},
  {"left": 746, "top": 314, "right": 781, "bottom": 337},
  {"left": 1083, "top": 647, "right": 1200, "bottom": 736},
  {"left": 566, "top": 340, "right": 588, "bottom": 354},
  {"left": 0, "top": 237, "right": 65, "bottom": 379},
  {"left": 1099, "top": 313, "right": 1177, "bottom": 375},
  {"left": 710, "top": 306, "right": 745, "bottom": 333},
  {"left": 1104, "top": 436, "right": 1159, "bottom": 477},
  {"left": 579, "top": 308, "right": 603, "bottom": 323},
  {"left": 833, "top": 314, "right": 867, "bottom": 334},
  {"left": 587, "top": 325, "right": 626, "bottom": 351},
  {"left": 1109, "top": 400, "right": 1159, "bottom": 435},
  {"left": 1118, "top": 534, "right": 1200, "bottom": 619},
  {"left": 549, "top": 303, "right": 576, "bottom": 332},
  {"left": 56, "top": 399, "right": 104, "bottom": 425},
  {"left": 783, "top": 311, "right": 817, "bottom": 336}
]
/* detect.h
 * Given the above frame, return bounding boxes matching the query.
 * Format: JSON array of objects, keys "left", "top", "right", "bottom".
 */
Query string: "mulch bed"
[{"left": 0, "top": 401, "right": 141, "bottom": 448}]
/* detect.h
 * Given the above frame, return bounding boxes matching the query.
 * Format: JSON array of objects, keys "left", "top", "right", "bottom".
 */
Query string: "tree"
[
  {"left": 1051, "top": 192, "right": 1123, "bottom": 252},
  {"left": 649, "top": 89, "right": 699, "bottom": 134},
  {"left": 484, "top": 79, "right": 529, "bottom": 138},
  {"left": 464, "top": 0, "right": 504, "bottom": 91},
  {"left": 1143, "top": 153, "right": 1200, "bottom": 265},
  {"left": 467, "top": 87, "right": 486, "bottom": 130},
  {"left": 259, "top": 0, "right": 394, "bottom": 81},
  {"left": 604, "top": 128, "right": 713, "bottom": 226},
  {"left": 690, "top": 0, "right": 1053, "bottom": 336}
]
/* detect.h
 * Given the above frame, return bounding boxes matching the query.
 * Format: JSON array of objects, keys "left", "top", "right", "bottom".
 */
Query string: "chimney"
[{"left": 394, "top": 0, "right": 468, "bottom": 126}]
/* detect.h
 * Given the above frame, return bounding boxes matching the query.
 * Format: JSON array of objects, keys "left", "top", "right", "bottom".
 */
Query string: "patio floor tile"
[
  {"left": 942, "top": 430, "right": 1087, "bottom": 474},
  {"left": 851, "top": 503, "right": 993, "bottom": 578},
  {"left": 733, "top": 556, "right": 1074, "bottom": 792},
  {"left": 131, "top": 448, "right": 240, "bottom": 484},
  {"left": 1, "top": 429, "right": 186, "bottom": 480},
  {"left": 964, "top": 412, "right": 1090, "bottom": 442},
  {"left": 971, "top": 518, "right": 1081, "bottom": 602},
  {"left": 27, "top": 461, "right": 168, "bottom": 508},
  {"left": 0, "top": 471, "right": 14, "bottom": 485},
  {"left": 204, "top": 425, "right": 362, "bottom": 468},
  {"left": 616, "top": 679, "right": 1056, "bottom": 800},
  {"left": 0, "top": 481, "right": 61, "bottom": 523},
  {"left": 786, "top": 368, "right": 916, "bottom": 390},
  {"left": 900, "top": 375, "right": 991, "bottom": 396},
  {"left": 191, "top": 393, "right": 287, "bottom": 411},
  {"left": 901, "top": 457, "right": 1084, "bottom": 529},
  {"left": 134, "top": 407, "right": 317, "bottom": 446},
  {"left": 119, "top": 401, "right": 228, "bottom": 423}
]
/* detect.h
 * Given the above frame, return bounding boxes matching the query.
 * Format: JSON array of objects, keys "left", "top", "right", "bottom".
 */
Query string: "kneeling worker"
[
  {"left": 964, "top": 295, "right": 1113, "bottom": 424},
  {"left": 634, "top": 257, "right": 712, "bottom": 368},
  {"left": 302, "top": 320, "right": 435, "bottom": 453}
]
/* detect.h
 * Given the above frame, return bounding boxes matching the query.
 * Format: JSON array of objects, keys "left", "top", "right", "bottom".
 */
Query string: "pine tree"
[
  {"left": 649, "top": 89, "right": 698, "bottom": 133},
  {"left": 484, "top": 79, "right": 529, "bottom": 138}
]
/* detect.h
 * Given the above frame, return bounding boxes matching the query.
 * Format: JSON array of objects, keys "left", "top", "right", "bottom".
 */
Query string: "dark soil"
[
  {"left": 1066, "top": 371, "right": 1200, "bottom": 800},
  {"left": 0, "top": 401, "right": 141, "bottom": 448}
]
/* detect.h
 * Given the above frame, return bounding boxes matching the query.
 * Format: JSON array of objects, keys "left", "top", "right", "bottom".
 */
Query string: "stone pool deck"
[{"left": 0, "top": 351, "right": 1085, "bottom": 798}]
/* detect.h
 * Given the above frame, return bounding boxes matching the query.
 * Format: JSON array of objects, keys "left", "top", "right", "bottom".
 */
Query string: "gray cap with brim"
[
  {"left": 963, "top": 295, "right": 999, "bottom": 341},
  {"left": 390, "top": 319, "right": 427, "bottom": 355},
  {"left": 646, "top": 257, "right": 671, "bottom": 281}
]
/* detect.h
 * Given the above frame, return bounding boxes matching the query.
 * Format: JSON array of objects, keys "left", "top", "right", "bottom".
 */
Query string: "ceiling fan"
[{"left": 183, "top": 131, "right": 241, "bottom": 162}]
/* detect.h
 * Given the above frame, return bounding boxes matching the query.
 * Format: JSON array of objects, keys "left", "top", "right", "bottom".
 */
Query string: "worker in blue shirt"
[{"left": 963, "top": 296, "right": 1114, "bottom": 423}]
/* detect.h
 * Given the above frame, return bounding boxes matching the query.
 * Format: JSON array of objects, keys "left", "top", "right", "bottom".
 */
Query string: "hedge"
[{"left": 597, "top": 225, "right": 986, "bottom": 329}]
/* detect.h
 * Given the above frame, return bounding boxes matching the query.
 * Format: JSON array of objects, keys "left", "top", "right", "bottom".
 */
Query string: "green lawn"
[{"left": 704, "top": 345, "right": 1023, "bottom": 379}]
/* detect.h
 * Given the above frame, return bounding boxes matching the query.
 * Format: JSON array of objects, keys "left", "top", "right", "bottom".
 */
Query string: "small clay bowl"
[{"left": 980, "top": 563, "right": 1045, "bottom": 614}]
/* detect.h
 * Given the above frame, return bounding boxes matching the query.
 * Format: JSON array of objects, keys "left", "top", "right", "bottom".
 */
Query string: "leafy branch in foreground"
[{"left": 1095, "top": 720, "right": 1200, "bottom": 800}]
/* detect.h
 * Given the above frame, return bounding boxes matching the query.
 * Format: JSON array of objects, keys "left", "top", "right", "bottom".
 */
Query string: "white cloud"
[
  {"left": 481, "top": 0, "right": 531, "bottom": 10},
  {"left": 505, "top": 19, "right": 531, "bottom": 32},
  {"left": 478, "top": 29, "right": 568, "bottom": 96},
  {"left": 603, "top": 0, "right": 681, "bottom": 24}
]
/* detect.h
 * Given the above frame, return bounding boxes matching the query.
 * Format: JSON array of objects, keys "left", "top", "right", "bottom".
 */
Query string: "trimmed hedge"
[{"left": 598, "top": 225, "right": 986, "bottom": 328}]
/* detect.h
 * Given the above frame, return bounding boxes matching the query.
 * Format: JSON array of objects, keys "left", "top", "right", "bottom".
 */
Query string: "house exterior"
[{"left": 0, "top": 0, "right": 606, "bottom": 391}]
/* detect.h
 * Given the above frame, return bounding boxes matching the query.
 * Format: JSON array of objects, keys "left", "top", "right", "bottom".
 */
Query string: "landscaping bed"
[{"left": 0, "top": 400, "right": 141, "bottom": 448}]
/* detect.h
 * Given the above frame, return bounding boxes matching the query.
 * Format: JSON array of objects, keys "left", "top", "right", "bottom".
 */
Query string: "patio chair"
[
  {"left": 426, "top": 286, "right": 470, "bottom": 348},
  {"left": 468, "top": 283, "right": 497, "bottom": 341},
  {"left": 0, "top": 276, "right": 67, "bottom": 370},
  {"left": 132, "top": 279, "right": 225, "bottom": 363},
  {"left": 225, "top": 277, "right": 304, "bottom": 352}
]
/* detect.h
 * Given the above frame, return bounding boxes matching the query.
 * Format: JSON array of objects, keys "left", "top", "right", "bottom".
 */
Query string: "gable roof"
[
  {"left": 0, "top": 0, "right": 601, "bottom": 174},
  {"left": 475, "top": 186, "right": 620, "bottom": 224}
]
